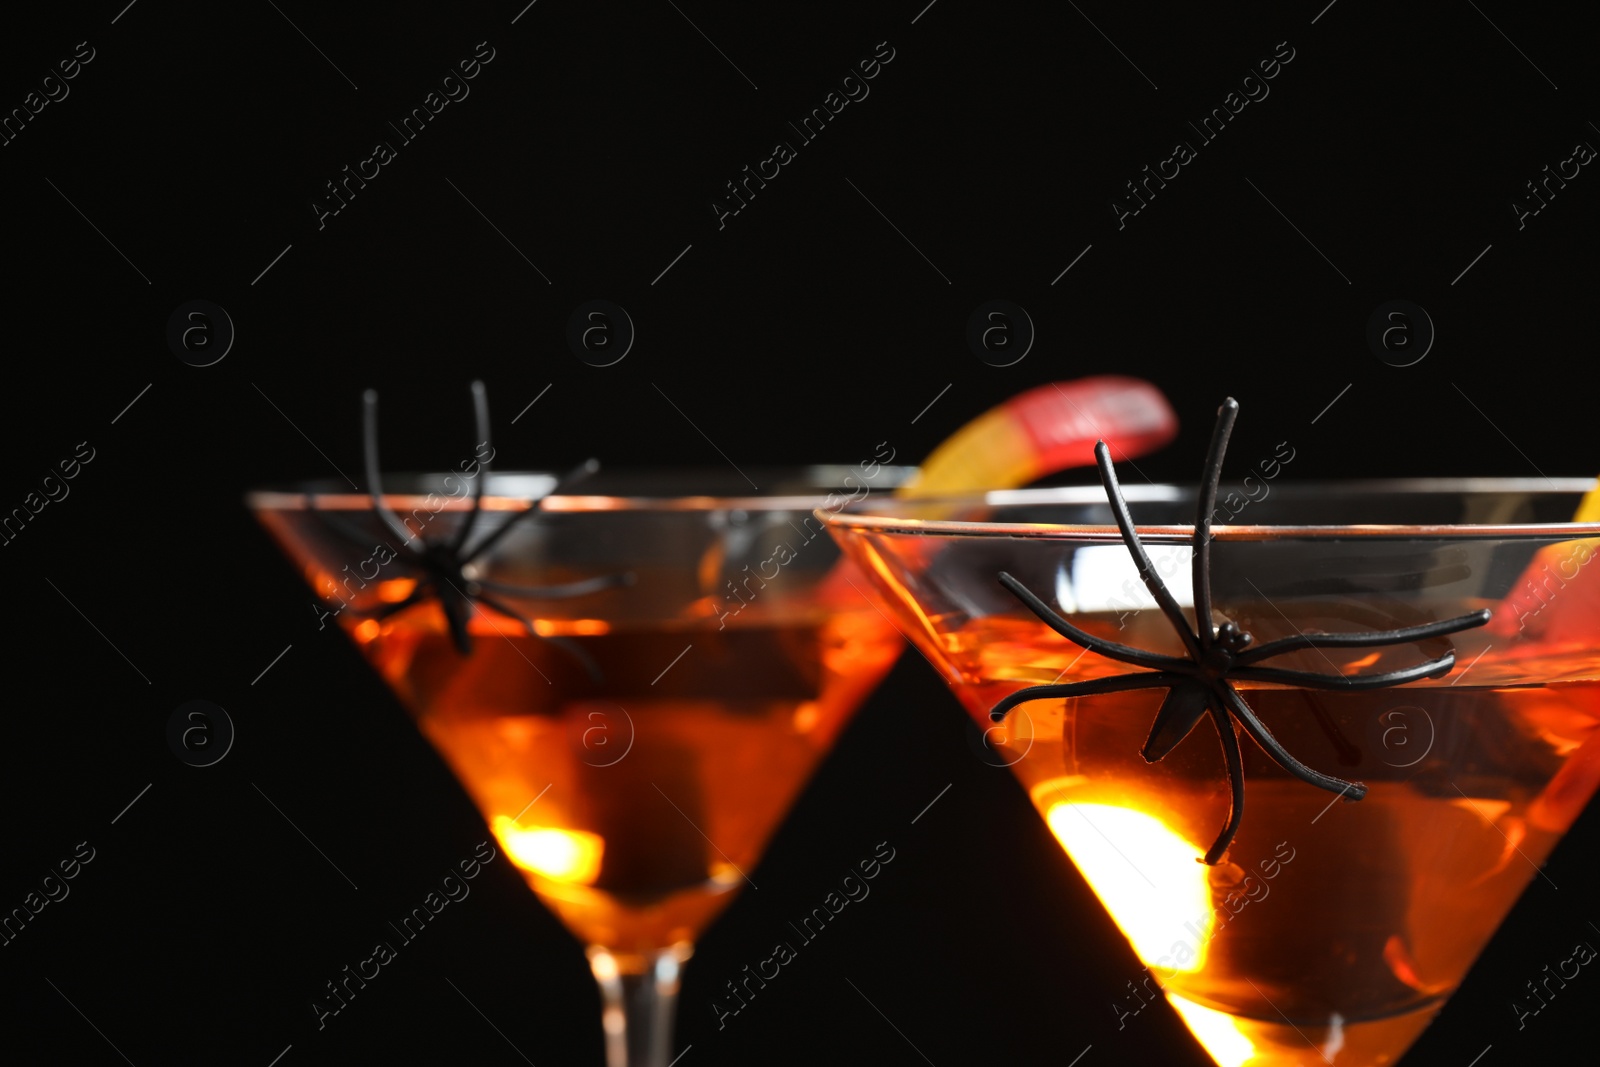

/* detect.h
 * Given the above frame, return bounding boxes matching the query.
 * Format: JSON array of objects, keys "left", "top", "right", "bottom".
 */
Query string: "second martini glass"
[
  {"left": 827, "top": 467, "right": 1600, "bottom": 1066},
  {"left": 251, "top": 461, "right": 904, "bottom": 1065}
]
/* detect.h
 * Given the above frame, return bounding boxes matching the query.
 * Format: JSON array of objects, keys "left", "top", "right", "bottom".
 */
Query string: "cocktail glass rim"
[
  {"left": 822, "top": 474, "right": 1600, "bottom": 1066},
  {"left": 246, "top": 462, "right": 917, "bottom": 1067},
  {"left": 246, "top": 463, "right": 920, "bottom": 513},
  {"left": 823, "top": 477, "right": 1600, "bottom": 540}
]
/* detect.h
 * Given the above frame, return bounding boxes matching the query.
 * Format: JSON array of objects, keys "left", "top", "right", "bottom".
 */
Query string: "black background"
[{"left": 1, "top": 1, "right": 1595, "bottom": 1064}]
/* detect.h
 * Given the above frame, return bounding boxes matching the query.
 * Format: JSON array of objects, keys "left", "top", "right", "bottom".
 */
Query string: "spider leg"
[
  {"left": 990, "top": 671, "right": 1191, "bottom": 722},
  {"left": 1203, "top": 703, "right": 1246, "bottom": 866},
  {"left": 441, "top": 589, "right": 475, "bottom": 655},
  {"left": 542, "top": 636, "right": 605, "bottom": 684},
  {"left": 1191, "top": 398, "right": 1239, "bottom": 650},
  {"left": 1093, "top": 441, "right": 1203, "bottom": 660},
  {"left": 462, "top": 458, "right": 602, "bottom": 564},
  {"left": 475, "top": 591, "right": 605, "bottom": 683},
  {"left": 1232, "top": 654, "right": 1456, "bottom": 691},
  {"left": 475, "top": 573, "right": 634, "bottom": 599},
  {"left": 363, "top": 389, "right": 425, "bottom": 548},
  {"left": 1216, "top": 683, "right": 1367, "bottom": 800},
  {"left": 1142, "top": 681, "right": 1213, "bottom": 762},
  {"left": 448, "top": 380, "right": 491, "bottom": 555},
  {"left": 1235, "top": 609, "right": 1492, "bottom": 665},
  {"left": 998, "top": 573, "right": 1192, "bottom": 672}
]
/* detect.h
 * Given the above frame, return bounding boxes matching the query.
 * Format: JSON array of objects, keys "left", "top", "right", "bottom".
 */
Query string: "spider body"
[
  {"left": 990, "top": 398, "right": 1492, "bottom": 864},
  {"left": 306, "top": 381, "right": 628, "bottom": 672}
]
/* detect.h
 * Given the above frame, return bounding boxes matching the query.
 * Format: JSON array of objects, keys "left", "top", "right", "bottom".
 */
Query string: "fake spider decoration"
[
  {"left": 308, "top": 380, "right": 629, "bottom": 672},
  {"left": 990, "top": 398, "right": 1492, "bottom": 864}
]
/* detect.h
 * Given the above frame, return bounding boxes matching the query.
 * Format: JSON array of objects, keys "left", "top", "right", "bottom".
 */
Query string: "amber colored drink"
[
  {"left": 951, "top": 611, "right": 1600, "bottom": 1067},
  {"left": 350, "top": 600, "right": 898, "bottom": 966}
]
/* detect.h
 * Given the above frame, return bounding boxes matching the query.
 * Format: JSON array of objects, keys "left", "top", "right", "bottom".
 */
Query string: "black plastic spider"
[
  {"left": 989, "top": 397, "right": 1492, "bottom": 864},
  {"left": 307, "top": 380, "right": 629, "bottom": 673}
]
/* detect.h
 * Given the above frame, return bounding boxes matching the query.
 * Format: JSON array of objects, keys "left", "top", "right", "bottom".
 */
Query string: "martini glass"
[
  {"left": 249, "top": 466, "right": 905, "bottom": 1065},
  {"left": 827, "top": 479, "right": 1600, "bottom": 1067}
]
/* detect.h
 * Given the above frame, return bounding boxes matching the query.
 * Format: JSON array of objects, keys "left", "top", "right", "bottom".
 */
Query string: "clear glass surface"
[
  {"left": 826, "top": 479, "right": 1600, "bottom": 1067},
  {"left": 250, "top": 467, "right": 908, "bottom": 1065}
]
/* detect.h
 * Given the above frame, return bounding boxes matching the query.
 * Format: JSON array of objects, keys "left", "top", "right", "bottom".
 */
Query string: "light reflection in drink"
[
  {"left": 492, "top": 815, "right": 604, "bottom": 885},
  {"left": 1042, "top": 796, "right": 1212, "bottom": 973}
]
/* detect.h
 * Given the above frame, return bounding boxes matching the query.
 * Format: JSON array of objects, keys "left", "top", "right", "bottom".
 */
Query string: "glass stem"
[{"left": 588, "top": 943, "right": 692, "bottom": 1067}]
